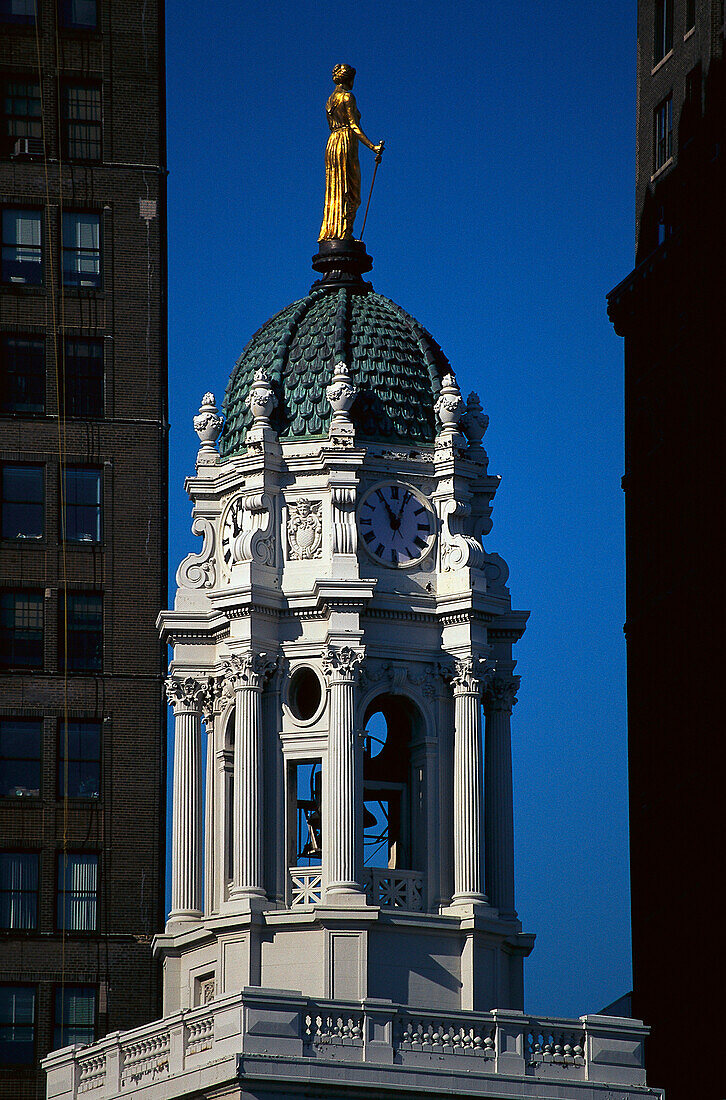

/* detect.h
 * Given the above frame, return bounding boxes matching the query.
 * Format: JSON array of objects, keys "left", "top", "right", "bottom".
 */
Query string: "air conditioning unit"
[{"left": 12, "top": 137, "right": 44, "bottom": 158}]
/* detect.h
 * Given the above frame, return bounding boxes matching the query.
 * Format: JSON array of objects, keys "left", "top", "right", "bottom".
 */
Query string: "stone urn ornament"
[
  {"left": 193, "top": 393, "right": 224, "bottom": 453},
  {"left": 461, "top": 391, "right": 489, "bottom": 446},
  {"left": 326, "top": 360, "right": 358, "bottom": 437},
  {"left": 434, "top": 373, "right": 465, "bottom": 444},
  {"left": 245, "top": 368, "right": 278, "bottom": 429}
]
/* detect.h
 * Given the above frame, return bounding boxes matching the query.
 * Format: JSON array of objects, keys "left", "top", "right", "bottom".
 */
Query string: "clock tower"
[{"left": 43, "top": 237, "right": 657, "bottom": 1099}]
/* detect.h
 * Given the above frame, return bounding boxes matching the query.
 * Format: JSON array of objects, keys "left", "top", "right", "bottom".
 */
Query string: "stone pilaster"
[
  {"left": 484, "top": 675, "right": 519, "bottom": 920},
  {"left": 222, "top": 653, "right": 275, "bottom": 901},
  {"left": 166, "top": 675, "right": 205, "bottom": 922},
  {"left": 200, "top": 677, "right": 223, "bottom": 915},
  {"left": 322, "top": 646, "right": 364, "bottom": 899},
  {"left": 451, "top": 657, "right": 488, "bottom": 905}
]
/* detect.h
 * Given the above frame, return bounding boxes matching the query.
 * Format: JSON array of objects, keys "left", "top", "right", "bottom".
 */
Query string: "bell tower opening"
[{"left": 362, "top": 694, "right": 422, "bottom": 872}]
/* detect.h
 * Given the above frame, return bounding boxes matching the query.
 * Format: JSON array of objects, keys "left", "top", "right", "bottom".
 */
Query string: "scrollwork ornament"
[
  {"left": 165, "top": 675, "right": 206, "bottom": 714},
  {"left": 176, "top": 516, "right": 217, "bottom": 590},
  {"left": 322, "top": 645, "right": 364, "bottom": 684}
]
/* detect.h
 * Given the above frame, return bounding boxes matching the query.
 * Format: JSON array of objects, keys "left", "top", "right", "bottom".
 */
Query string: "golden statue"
[{"left": 319, "top": 64, "right": 384, "bottom": 242}]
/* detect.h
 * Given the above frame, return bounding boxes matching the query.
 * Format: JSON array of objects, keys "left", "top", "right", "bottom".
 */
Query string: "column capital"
[
  {"left": 484, "top": 674, "right": 520, "bottom": 714},
  {"left": 449, "top": 655, "right": 490, "bottom": 697},
  {"left": 165, "top": 675, "right": 205, "bottom": 716},
  {"left": 322, "top": 645, "right": 364, "bottom": 684},
  {"left": 222, "top": 652, "right": 277, "bottom": 692},
  {"left": 200, "top": 675, "right": 226, "bottom": 724}
]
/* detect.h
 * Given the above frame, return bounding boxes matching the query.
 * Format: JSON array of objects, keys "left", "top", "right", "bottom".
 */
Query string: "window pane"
[
  {"left": 62, "top": 213, "right": 101, "bottom": 288},
  {"left": 0, "top": 335, "right": 45, "bottom": 414},
  {"left": 63, "top": 593, "right": 102, "bottom": 671},
  {"left": 0, "top": 592, "right": 44, "bottom": 668},
  {"left": 58, "top": 721, "right": 100, "bottom": 798},
  {"left": 0, "top": 0, "right": 36, "bottom": 24},
  {"left": 63, "top": 338, "right": 103, "bottom": 417},
  {"left": 686, "top": 0, "right": 696, "bottom": 27},
  {"left": 654, "top": 96, "right": 673, "bottom": 169},
  {"left": 0, "top": 986, "right": 35, "bottom": 1065},
  {"left": 0, "top": 719, "right": 41, "bottom": 797},
  {"left": 57, "top": 854, "right": 97, "bottom": 931},
  {"left": 54, "top": 986, "right": 95, "bottom": 1049},
  {"left": 0, "top": 853, "right": 38, "bottom": 929},
  {"left": 63, "top": 468, "right": 101, "bottom": 543},
  {"left": 60, "top": 0, "right": 97, "bottom": 28},
  {"left": 2, "top": 209, "right": 42, "bottom": 285},
  {"left": 1, "top": 464, "right": 44, "bottom": 539},
  {"left": 2, "top": 79, "right": 42, "bottom": 157},
  {"left": 63, "top": 85, "right": 101, "bottom": 160}
]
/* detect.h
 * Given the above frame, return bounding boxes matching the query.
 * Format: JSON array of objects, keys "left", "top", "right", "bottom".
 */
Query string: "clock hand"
[
  {"left": 376, "top": 489, "right": 398, "bottom": 526},
  {"left": 395, "top": 490, "right": 411, "bottom": 524}
]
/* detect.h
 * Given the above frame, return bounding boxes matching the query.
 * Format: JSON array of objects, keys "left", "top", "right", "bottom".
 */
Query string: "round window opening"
[{"left": 288, "top": 667, "right": 323, "bottom": 722}]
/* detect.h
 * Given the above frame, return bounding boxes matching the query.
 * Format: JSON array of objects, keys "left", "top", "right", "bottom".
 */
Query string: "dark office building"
[
  {"left": 608, "top": 2, "right": 725, "bottom": 1097},
  {"left": 0, "top": 1, "right": 167, "bottom": 1095}
]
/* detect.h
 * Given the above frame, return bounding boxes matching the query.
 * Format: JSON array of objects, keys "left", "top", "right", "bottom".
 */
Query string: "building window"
[
  {"left": 62, "top": 85, "right": 101, "bottom": 161},
  {"left": 0, "top": 986, "right": 35, "bottom": 1065},
  {"left": 1, "top": 209, "right": 42, "bottom": 285},
  {"left": 62, "top": 467, "right": 102, "bottom": 543},
  {"left": 0, "top": 719, "right": 41, "bottom": 798},
  {"left": 58, "top": 721, "right": 101, "bottom": 798},
  {"left": 0, "top": 334, "right": 45, "bottom": 414},
  {"left": 654, "top": 95, "right": 673, "bottom": 169},
  {"left": 0, "top": 0, "right": 35, "bottom": 23},
  {"left": 60, "top": 0, "right": 98, "bottom": 29},
  {"left": 61, "top": 212, "right": 100, "bottom": 288},
  {"left": 54, "top": 985, "right": 96, "bottom": 1049},
  {"left": 2, "top": 78, "right": 42, "bottom": 157},
  {"left": 1, "top": 463, "right": 44, "bottom": 540},
  {"left": 0, "top": 591, "right": 43, "bottom": 668},
  {"left": 62, "top": 593, "right": 102, "bottom": 671},
  {"left": 654, "top": 0, "right": 673, "bottom": 62},
  {"left": 63, "top": 337, "right": 103, "bottom": 417},
  {"left": 685, "top": 62, "right": 702, "bottom": 105},
  {"left": 0, "top": 852, "right": 39, "bottom": 929},
  {"left": 686, "top": 0, "right": 695, "bottom": 29},
  {"left": 57, "top": 853, "right": 97, "bottom": 931}
]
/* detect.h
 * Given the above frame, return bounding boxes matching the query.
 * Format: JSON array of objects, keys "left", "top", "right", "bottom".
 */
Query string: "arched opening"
[{"left": 362, "top": 694, "right": 422, "bottom": 871}]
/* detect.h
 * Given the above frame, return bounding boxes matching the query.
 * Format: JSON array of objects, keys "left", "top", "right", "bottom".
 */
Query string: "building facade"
[
  {"left": 0, "top": 1, "right": 167, "bottom": 1095},
  {"left": 608, "top": 1, "right": 725, "bottom": 1097},
  {"left": 44, "top": 239, "right": 661, "bottom": 1100}
]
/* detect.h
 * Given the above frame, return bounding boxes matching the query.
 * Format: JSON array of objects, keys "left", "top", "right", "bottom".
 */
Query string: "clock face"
[
  {"left": 357, "top": 481, "right": 436, "bottom": 568},
  {"left": 220, "top": 496, "right": 245, "bottom": 573}
]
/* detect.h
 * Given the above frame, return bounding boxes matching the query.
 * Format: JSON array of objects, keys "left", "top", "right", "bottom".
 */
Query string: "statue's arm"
[{"left": 344, "top": 93, "right": 382, "bottom": 153}]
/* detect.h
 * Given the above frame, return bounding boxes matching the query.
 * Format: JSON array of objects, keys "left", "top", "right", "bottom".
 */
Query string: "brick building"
[
  {"left": 0, "top": 1, "right": 167, "bottom": 1095},
  {"left": 608, "top": 1, "right": 725, "bottom": 1097}
]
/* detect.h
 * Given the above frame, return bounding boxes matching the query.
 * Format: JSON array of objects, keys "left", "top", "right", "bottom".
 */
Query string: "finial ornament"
[
  {"left": 461, "top": 392, "right": 490, "bottom": 446},
  {"left": 193, "top": 393, "right": 224, "bottom": 453},
  {"left": 326, "top": 361, "right": 358, "bottom": 438},
  {"left": 245, "top": 368, "right": 278, "bottom": 428},
  {"left": 319, "top": 64, "right": 384, "bottom": 242},
  {"left": 434, "top": 373, "right": 465, "bottom": 443}
]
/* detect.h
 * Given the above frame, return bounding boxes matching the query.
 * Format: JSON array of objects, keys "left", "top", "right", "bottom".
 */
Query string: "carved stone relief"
[
  {"left": 176, "top": 516, "right": 217, "bottom": 590},
  {"left": 287, "top": 499, "right": 323, "bottom": 560}
]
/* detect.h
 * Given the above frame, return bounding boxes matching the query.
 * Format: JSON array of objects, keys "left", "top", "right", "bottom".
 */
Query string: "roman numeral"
[
  {"left": 414, "top": 536, "right": 427, "bottom": 550},
  {"left": 413, "top": 506, "right": 425, "bottom": 516},
  {"left": 375, "top": 543, "right": 385, "bottom": 557},
  {"left": 363, "top": 531, "right": 375, "bottom": 544},
  {"left": 390, "top": 549, "right": 398, "bottom": 565},
  {"left": 360, "top": 517, "right": 372, "bottom": 526},
  {"left": 376, "top": 489, "right": 386, "bottom": 503},
  {"left": 418, "top": 523, "right": 430, "bottom": 532},
  {"left": 390, "top": 485, "right": 399, "bottom": 500}
]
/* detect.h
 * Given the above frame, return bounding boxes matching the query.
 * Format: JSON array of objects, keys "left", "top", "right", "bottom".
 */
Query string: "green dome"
[{"left": 220, "top": 284, "right": 451, "bottom": 455}]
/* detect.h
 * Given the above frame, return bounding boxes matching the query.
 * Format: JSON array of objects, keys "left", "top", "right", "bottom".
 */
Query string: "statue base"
[{"left": 311, "top": 238, "right": 373, "bottom": 290}]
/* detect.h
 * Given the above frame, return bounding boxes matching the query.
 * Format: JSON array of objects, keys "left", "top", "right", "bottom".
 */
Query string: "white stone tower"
[{"left": 44, "top": 243, "right": 659, "bottom": 1099}]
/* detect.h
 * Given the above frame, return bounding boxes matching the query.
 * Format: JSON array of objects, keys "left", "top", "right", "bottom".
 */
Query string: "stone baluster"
[
  {"left": 484, "top": 675, "right": 519, "bottom": 919},
  {"left": 166, "top": 676, "right": 205, "bottom": 921},
  {"left": 223, "top": 653, "right": 274, "bottom": 901},
  {"left": 322, "top": 646, "right": 364, "bottom": 898},
  {"left": 451, "top": 658, "right": 488, "bottom": 905}
]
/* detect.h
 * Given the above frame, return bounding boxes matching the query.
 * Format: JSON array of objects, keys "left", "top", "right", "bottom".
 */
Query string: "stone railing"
[
  {"left": 289, "top": 866, "right": 323, "bottom": 907},
  {"left": 362, "top": 867, "right": 424, "bottom": 911},
  {"left": 43, "top": 989, "right": 651, "bottom": 1100}
]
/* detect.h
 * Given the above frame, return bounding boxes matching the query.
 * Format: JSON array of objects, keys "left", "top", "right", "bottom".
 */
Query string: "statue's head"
[{"left": 332, "top": 63, "right": 356, "bottom": 89}]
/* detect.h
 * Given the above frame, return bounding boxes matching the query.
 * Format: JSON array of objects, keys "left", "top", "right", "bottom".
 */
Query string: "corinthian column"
[
  {"left": 451, "top": 657, "right": 488, "bottom": 905},
  {"left": 322, "top": 646, "right": 364, "bottom": 899},
  {"left": 223, "top": 653, "right": 274, "bottom": 901},
  {"left": 201, "top": 677, "right": 222, "bottom": 915},
  {"left": 166, "top": 675, "right": 205, "bottom": 922},
  {"left": 484, "top": 675, "right": 519, "bottom": 920}
]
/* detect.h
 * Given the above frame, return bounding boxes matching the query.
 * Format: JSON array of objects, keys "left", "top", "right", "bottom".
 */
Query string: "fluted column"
[
  {"left": 484, "top": 675, "right": 519, "bottom": 920},
  {"left": 451, "top": 658, "right": 488, "bottom": 905},
  {"left": 223, "top": 653, "right": 274, "bottom": 901},
  {"left": 166, "top": 676, "right": 205, "bottom": 922},
  {"left": 322, "top": 646, "right": 364, "bottom": 898},
  {"left": 200, "top": 677, "right": 222, "bottom": 915}
]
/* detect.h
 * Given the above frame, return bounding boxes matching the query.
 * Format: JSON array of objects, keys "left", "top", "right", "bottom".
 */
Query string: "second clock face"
[{"left": 357, "top": 481, "right": 435, "bottom": 568}]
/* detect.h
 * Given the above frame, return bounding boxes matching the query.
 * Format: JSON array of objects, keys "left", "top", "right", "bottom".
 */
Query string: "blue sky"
[{"left": 165, "top": 0, "right": 637, "bottom": 1019}]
